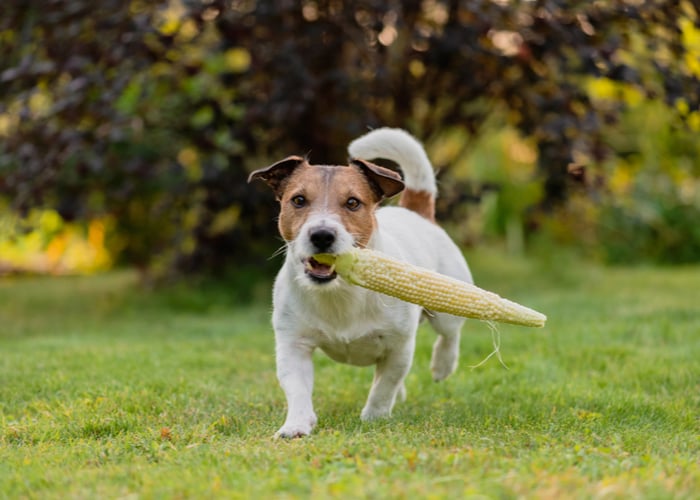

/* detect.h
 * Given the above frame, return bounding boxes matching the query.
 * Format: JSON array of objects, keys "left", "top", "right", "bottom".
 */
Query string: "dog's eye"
[
  {"left": 291, "top": 195, "right": 306, "bottom": 208},
  {"left": 345, "top": 197, "right": 361, "bottom": 211}
]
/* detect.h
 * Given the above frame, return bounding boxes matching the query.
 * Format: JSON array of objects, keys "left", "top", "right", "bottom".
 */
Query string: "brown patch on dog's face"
[{"left": 278, "top": 163, "right": 382, "bottom": 247}]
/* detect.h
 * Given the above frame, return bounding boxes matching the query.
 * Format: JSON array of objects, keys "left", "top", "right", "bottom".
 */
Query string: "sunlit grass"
[{"left": 1, "top": 252, "right": 698, "bottom": 498}]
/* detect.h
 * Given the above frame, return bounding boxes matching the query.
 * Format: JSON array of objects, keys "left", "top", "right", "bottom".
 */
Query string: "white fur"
[
  {"left": 348, "top": 128, "right": 438, "bottom": 195},
  {"left": 272, "top": 129, "right": 472, "bottom": 438}
]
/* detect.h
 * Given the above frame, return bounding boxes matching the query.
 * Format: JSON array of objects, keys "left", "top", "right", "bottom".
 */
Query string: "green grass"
[{"left": 1, "top": 250, "right": 699, "bottom": 498}]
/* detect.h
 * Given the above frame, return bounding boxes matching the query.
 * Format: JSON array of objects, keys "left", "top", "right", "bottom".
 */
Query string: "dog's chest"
[
  {"left": 317, "top": 330, "right": 391, "bottom": 366},
  {"left": 298, "top": 291, "right": 408, "bottom": 366}
]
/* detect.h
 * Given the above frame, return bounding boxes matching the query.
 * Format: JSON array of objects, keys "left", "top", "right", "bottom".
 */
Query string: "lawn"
[{"left": 1, "top": 249, "right": 698, "bottom": 499}]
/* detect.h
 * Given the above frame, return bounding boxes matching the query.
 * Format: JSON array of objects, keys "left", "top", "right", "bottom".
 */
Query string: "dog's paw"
[
  {"left": 360, "top": 405, "right": 392, "bottom": 422},
  {"left": 274, "top": 415, "right": 317, "bottom": 439},
  {"left": 274, "top": 425, "right": 311, "bottom": 439},
  {"left": 431, "top": 336, "right": 459, "bottom": 382},
  {"left": 431, "top": 361, "right": 457, "bottom": 382}
]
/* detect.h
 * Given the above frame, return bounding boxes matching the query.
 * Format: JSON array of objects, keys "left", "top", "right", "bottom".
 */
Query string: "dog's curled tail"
[{"left": 348, "top": 128, "right": 437, "bottom": 222}]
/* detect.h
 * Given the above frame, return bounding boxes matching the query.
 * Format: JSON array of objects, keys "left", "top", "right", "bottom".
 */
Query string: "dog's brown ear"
[
  {"left": 248, "top": 156, "right": 305, "bottom": 198},
  {"left": 350, "top": 158, "right": 405, "bottom": 200}
]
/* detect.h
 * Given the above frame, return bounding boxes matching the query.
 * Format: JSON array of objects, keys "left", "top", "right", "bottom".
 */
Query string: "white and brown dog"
[{"left": 249, "top": 128, "right": 472, "bottom": 438}]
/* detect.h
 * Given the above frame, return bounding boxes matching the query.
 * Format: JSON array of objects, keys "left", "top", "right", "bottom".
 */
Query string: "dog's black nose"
[{"left": 310, "top": 228, "right": 336, "bottom": 252}]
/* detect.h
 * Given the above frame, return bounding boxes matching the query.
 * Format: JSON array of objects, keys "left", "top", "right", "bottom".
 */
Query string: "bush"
[
  {"left": 1, "top": 1, "right": 698, "bottom": 275},
  {"left": 599, "top": 171, "right": 700, "bottom": 265}
]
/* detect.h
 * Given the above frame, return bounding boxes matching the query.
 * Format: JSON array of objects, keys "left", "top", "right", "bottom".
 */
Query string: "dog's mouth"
[{"left": 304, "top": 257, "right": 337, "bottom": 283}]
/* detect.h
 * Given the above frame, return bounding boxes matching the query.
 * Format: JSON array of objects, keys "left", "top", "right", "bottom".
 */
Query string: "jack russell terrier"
[{"left": 249, "top": 128, "right": 472, "bottom": 438}]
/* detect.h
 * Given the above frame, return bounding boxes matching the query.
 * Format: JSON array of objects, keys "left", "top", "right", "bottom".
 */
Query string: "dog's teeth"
[{"left": 305, "top": 260, "right": 315, "bottom": 271}]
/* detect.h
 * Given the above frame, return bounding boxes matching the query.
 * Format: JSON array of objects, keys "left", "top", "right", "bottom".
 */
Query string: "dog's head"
[{"left": 249, "top": 156, "right": 404, "bottom": 286}]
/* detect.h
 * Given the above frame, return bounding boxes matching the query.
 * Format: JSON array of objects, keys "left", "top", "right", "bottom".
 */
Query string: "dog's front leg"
[
  {"left": 361, "top": 337, "right": 415, "bottom": 421},
  {"left": 274, "top": 336, "right": 317, "bottom": 438}
]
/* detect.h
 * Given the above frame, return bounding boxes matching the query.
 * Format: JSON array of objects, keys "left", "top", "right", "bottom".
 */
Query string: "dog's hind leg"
[
  {"left": 396, "top": 382, "right": 407, "bottom": 402},
  {"left": 429, "top": 313, "right": 465, "bottom": 381}
]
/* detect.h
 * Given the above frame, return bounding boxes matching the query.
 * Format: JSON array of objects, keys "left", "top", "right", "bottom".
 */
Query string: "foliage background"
[{"left": 1, "top": 0, "right": 699, "bottom": 277}]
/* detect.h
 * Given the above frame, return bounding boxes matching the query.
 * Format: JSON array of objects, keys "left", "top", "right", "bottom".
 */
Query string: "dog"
[{"left": 248, "top": 128, "right": 473, "bottom": 438}]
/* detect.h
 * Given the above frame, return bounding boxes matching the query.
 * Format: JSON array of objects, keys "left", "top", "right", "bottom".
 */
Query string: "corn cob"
[{"left": 313, "top": 248, "right": 546, "bottom": 328}]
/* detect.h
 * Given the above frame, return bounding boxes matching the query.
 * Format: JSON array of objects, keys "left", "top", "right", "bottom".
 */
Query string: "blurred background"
[{"left": 1, "top": 0, "right": 699, "bottom": 289}]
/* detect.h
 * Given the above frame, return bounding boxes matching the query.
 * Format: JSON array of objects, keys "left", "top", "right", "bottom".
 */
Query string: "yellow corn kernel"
[{"left": 314, "top": 249, "right": 546, "bottom": 328}]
